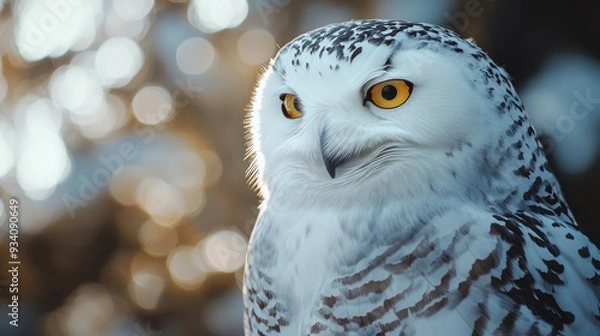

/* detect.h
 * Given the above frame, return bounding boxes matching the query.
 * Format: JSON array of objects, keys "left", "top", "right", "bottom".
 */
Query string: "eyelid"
[
  {"left": 361, "top": 75, "right": 397, "bottom": 98},
  {"left": 279, "top": 88, "right": 297, "bottom": 98},
  {"left": 275, "top": 81, "right": 294, "bottom": 95}
]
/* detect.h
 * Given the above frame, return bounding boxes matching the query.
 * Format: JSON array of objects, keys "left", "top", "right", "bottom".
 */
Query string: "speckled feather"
[{"left": 244, "top": 20, "right": 600, "bottom": 335}]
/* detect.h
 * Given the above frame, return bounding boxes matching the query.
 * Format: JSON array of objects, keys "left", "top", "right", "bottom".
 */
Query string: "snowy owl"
[{"left": 243, "top": 20, "right": 600, "bottom": 335}]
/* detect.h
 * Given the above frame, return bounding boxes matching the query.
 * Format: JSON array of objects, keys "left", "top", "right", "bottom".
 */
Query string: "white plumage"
[{"left": 244, "top": 20, "right": 600, "bottom": 335}]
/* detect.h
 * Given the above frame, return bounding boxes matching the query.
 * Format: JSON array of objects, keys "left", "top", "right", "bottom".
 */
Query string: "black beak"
[
  {"left": 319, "top": 128, "right": 347, "bottom": 179},
  {"left": 323, "top": 154, "right": 338, "bottom": 179}
]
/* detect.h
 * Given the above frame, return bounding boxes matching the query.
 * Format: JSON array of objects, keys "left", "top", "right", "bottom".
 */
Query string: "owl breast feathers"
[{"left": 244, "top": 19, "right": 600, "bottom": 335}]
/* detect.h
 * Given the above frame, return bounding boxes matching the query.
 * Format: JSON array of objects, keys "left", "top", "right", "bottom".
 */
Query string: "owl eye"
[
  {"left": 279, "top": 93, "right": 303, "bottom": 119},
  {"left": 366, "top": 79, "right": 413, "bottom": 109}
]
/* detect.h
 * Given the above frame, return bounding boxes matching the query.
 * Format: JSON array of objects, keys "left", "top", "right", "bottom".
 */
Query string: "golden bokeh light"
[
  {"left": 132, "top": 85, "right": 175, "bottom": 125},
  {"left": 139, "top": 220, "right": 179, "bottom": 257},
  {"left": 0, "top": 65, "right": 7, "bottom": 103},
  {"left": 95, "top": 37, "right": 144, "bottom": 88},
  {"left": 14, "top": 0, "right": 103, "bottom": 61},
  {"left": 237, "top": 29, "right": 276, "bottom": 65},
  {"left": 112, "top": 0, "right": 155, "bottom": 22},
  {"left": 0, "top": 115, "right": 16, "bottom": 179},
  {"left": 77, "top": 93, "right": 129, "bottom": 139},
  {"left": 136, "top": 176, "right": 185, "bottom": 227},
  {"left": 50, "top": 65, "right": 104, "bottom": 114},
  {"left": 104, "top": 6, "right": 151, "bottom": 40},
  {"left": 48, "top": 283, "right": 118, "bottom": 336},
  {"left": 203, "top": 230, "right": 247, "bottom": 273},
  {"left": 188, "top": 0, "right": 248, "bottom": 33},
  {"left": 199, "top": 150, "right": 223, "bottom": 186},
  {"left": 176, "top": 37, "right": 216, "bottom": 75},
  {"left": 167, "top": 245, "right": 207, "bottom": 290},
  {"left": 109, "top": 165, "right": 147, "bottom": 206},
  {"left": 16, "top": 97, "right": 71, "bottom": 199},
  {"left": 129, "top": 254, "right": 166, "bottom": 310}
]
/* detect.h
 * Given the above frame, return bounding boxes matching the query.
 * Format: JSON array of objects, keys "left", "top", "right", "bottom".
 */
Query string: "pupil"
[
  {"left": 293, "top": 97, "right": 302, "bottom": 111},
  {"left": 381, "top": 85, "right": 397, "bottom": 100}
]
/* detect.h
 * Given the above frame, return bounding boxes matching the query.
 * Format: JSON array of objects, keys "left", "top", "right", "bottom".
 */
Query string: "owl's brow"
[
  {"left": 271, "top": 61, "right": 286, "bottom": 79},
  {"left": 383, "top": 57, "right": 393, "bottom": 71},
  {"left": 382, "top": 39, "right": 406, "bottom": 71}
]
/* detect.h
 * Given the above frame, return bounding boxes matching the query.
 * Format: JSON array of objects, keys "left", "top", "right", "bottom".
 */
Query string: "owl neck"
[{"left": 471, "top": 126, "right": 576, "bottom": 224}]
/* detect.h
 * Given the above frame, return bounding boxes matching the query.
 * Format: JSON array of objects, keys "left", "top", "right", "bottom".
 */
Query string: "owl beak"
[
  {"left": 319, "top": 129, "right": 344, "bottom": 179},
  {"left": 323, "top": 154, "right": 338, "bottom": 179}
]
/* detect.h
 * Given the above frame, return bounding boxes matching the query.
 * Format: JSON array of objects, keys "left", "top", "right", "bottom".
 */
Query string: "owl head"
[{"left": 247, "top": 20, "right": 550, "bottom": 207}]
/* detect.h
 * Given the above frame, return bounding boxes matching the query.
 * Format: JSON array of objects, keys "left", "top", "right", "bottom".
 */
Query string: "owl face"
[{"left": 248, "top": 21, "right": 523, "bottom": 203}]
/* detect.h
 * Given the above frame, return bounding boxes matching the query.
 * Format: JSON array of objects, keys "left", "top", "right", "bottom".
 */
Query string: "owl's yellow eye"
[
  {"left": 280, "top": 93, "right": 303, "bottom": 119},
  {"left": 366, "top": 79, "right": 413, "bottom": 109}
]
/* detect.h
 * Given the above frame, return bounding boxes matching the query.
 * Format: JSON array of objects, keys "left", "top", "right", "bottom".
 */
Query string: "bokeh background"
[{"left": 0, "top": 0, "right": 598, "bottom": 335}]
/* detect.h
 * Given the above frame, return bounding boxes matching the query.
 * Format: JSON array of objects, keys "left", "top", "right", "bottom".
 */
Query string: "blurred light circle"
[
  {"left": 237, "top": 29, "right": 276, "bottom": 65},
  {"left": 167, "top": 246, "right": 206, "bottom": 290},
  {"left": 17, "top": 130, "right": 71, "bottom": 199},
  {"left": 132, "top": 85, "right": 175, "bottom": 125},
  {"left": 135, "top": 176, "right": 185, "bottom": 227},
  {"left": 0, "top": 75, "right": 7, "bottom": 103},
  {"left": 129, "top": 255, "right": 165, "bottom": 310},
  {"left": 170, "top": 150, "right": 206, "bottom": 190},
  {"left": 109, "top": 166, "right": 146, "bottom": 206},
  {"left": 77, "top": 94, "right": 129, "bottom": 139},
  {"left": 104, "top": 11, "right": 151, "bottom": 40},
  {"left": 203, "top": 230, "right": 247, "bottom": 273},
  {"left": 0, "top": 120, "right": 16, "bottom": 178},
  {"left": 183, "top": 188, "right": 206, "bottom": 217},
  {"left": 71, "top": 25, "right": 97, "bottom": 52},
  {"left": 50, "top": 65, "right": 104, "bottom": 114},
  {"left": 62, "top": 284, "right": 116, "bottom": 336},
  {"left": 25, "top": 98, "right": 63, "bottom": 132},
  {"left": 95, "top": 37, "right": 144, "bottom": 88},
  {"left": 191, "top": 242, "right": 212, "bottom": 272},
  {"left": 167, "top": 150, "right": 208, "bottom": 215},
  {"left": 16, "top": 100, "right": 71, "bottom": 199},
  {"left": 14, "top": 0, "right": 103, "bottom": 61},
  {"left": 113, "top": 0, "right": 154, "bottom": 21},
  {"left": 129, "top": 272, "right": 165, "bottom": 310},
  {"left": 188, "top": 0, "right": 248, "bottom": 33},
  {"left": 70, "top": 50, "right": 97, "bottom": 69},
  {"left": 176, "top": 37, "right": 215, "bottom": 75},
  {"left": 139, "top": 220, "right": 178, "bottom": 257},
  {"left": 200, "top": 150, "right": 222, "bottom": 185}
]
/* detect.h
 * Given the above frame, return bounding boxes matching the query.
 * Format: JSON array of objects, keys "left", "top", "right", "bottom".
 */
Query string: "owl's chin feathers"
[
  {"left": 321, "top": 142, "right": 403, "bottom": 179},
  {"left": 262, "top": 146, "right": 483, "bottom": 207},
  {"left": 330, "top": 144, "right": 408, "bottom": 180}
]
